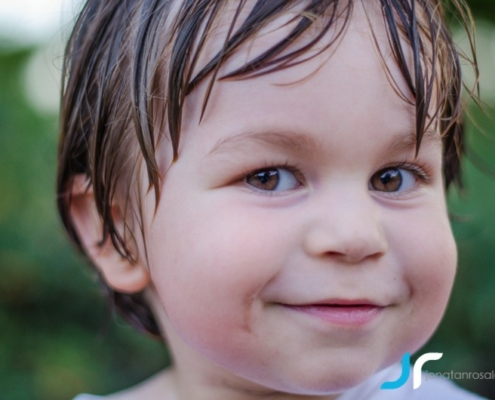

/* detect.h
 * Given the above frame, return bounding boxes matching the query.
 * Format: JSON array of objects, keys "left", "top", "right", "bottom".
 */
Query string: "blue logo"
[{"left": 381, "top": 352, "right": 443, "bottom": 390}]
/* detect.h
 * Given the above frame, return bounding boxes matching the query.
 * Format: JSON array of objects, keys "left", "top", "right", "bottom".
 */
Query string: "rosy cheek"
[
  {"left": 413, "top": 227, "right": 456, "bottom": 297},
  {"left": 149, "top": 211, "right": 280, "bottom": 349},
  {"left": 404, "top": 225, "right": 457, "bottom": 342}
]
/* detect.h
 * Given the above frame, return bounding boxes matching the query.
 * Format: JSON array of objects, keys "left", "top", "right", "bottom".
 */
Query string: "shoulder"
[
  {"left": 72, "top": 368, "right": 176, "bottom": 400},
  {"left": 337, "top": 363, "right": 487, "bottom": 400},
  {"left": 407, "top": 375, "right": 487, "bottom": 400}
]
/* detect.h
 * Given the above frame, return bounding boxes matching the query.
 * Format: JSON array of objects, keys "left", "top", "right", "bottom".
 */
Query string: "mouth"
[{"left": 279, "top": 299, "right": 385, "bottom": 327}]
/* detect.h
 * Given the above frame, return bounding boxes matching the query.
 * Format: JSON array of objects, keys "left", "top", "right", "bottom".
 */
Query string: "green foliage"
[{"left": 465, "top": 0, "right": 495, "bottom": 24}]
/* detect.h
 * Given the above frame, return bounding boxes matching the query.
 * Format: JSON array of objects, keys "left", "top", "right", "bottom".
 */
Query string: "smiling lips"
[{"left": 282, "top": 300, "right": 385, "bottom": 327}]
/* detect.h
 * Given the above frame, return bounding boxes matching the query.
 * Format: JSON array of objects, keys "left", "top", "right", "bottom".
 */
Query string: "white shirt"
[{"left": 72, "top": 363, "right": 487, "bottom": 400}]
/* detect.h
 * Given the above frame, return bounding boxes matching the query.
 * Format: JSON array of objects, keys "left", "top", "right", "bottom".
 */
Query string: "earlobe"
[{"left": 69, "top": 174, "right": 150, "bottom": 293}]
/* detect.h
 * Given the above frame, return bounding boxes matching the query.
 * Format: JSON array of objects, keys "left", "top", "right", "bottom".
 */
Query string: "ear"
[{"left": 69, "top": 174, "right": 150, "bottom": 293}]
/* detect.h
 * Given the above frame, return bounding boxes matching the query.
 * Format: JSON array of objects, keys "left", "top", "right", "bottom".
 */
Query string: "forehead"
[
  {"left": 181, "top": 1, "right": 417, "bottom": 132},
  {"left": 157, "top": 10, "right": 443, "bottom": 178}
]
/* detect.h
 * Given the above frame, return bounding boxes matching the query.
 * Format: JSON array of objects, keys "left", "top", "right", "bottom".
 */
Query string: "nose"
[{"left": 302, "top": 188, "right": 388, "bottom": 264}]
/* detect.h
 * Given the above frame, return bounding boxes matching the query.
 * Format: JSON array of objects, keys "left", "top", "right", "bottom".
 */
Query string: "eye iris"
[
  {"left": 247, "top": 169, "right": 279, "bottom": 190},
  {"left": 373, "top": 168, "right": 402, "bottom": 192}
]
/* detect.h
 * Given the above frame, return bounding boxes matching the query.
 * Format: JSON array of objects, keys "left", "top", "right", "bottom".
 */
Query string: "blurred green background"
[{"left": 1, "top": 1, "right": 495, "bottom": 399}]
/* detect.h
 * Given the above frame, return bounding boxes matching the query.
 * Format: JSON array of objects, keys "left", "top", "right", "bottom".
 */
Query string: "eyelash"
[
  {"left": 382, "top": 161, "right": 431, "bottom": 181},
  {"left": 239, "top": 160, "right": 432, "bottom": 195},
  {"left": 370, "top": 160, "right": 432, "bottom": 197}
]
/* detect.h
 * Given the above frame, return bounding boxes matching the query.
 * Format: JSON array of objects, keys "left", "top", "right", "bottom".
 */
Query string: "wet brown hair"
[{"left": 57, "top": 0, "right": 478, "bottom": 337}]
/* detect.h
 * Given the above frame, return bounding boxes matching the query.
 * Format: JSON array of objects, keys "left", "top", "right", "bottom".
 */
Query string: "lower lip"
[{"left": 282, "top": 304, "right": 383, "bottom": 327}]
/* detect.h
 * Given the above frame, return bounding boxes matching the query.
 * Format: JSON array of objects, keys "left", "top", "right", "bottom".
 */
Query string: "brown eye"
[
  {"left": 245, "top": 168, "right": 299, "bottom": 192},
  {"left": 370, "top": 168, "right": 414, "bottom": 192}
]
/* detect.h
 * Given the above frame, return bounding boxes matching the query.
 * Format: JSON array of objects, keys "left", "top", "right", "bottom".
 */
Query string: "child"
[{"left": 57, "top": 0, "right": 485, "bottom": 398}]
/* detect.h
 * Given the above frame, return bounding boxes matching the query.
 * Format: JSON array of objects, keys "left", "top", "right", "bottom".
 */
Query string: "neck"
[{"left": 165, "top": 355, "right": 342, "bottom": 400}]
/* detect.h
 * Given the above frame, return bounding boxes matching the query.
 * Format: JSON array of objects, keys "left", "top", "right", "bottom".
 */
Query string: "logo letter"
[
  {"left": 412, "top": 353, "right": 443, "bottom": 389},
  {"left": 380, "top": 353, "right": 411, "bottom": 390}
]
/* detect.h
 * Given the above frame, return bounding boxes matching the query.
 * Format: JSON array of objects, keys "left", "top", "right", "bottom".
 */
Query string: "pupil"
[
  {"left": 380, "top": 169, "right": 401, "bottom": 189},
  {"left": 256, "top": 170, "right": 277, "bottom": 184},
  {"left": 258, "top": 171, "right": 271, "bottom": 184},
  {"left": 247, "top": 169, "right": 279, "bottom": 190}
]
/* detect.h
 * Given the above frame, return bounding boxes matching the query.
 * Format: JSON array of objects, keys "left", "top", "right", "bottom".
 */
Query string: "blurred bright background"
[{"left": 0, "top": 1, "right": 494, "bottom": 399}]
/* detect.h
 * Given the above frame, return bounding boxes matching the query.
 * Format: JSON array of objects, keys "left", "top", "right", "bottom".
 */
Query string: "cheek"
[
  {"left": 409, "top": 221, "right": 457, "bottom": 303},
  {"left": 148, "top": 194, "right": 290, "bottom": 357},
  {"left": 395, "top": 212, "right": 457, "bottom": 351}
]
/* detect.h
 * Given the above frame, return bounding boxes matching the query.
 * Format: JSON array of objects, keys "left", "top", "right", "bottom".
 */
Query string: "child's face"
[{"left": 143, "top": 5, "right": 457, "bottom": 398}]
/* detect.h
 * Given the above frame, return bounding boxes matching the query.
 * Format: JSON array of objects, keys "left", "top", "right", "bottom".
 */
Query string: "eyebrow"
[
  {"left": 204, "top": 127, "right": 442, "bottom": 160},
  {"left": 205, "top": 130, "right": 322, "bottom": 159},
  {"left": 389, "top": 128, "right": 442, "bottom": 153}
]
